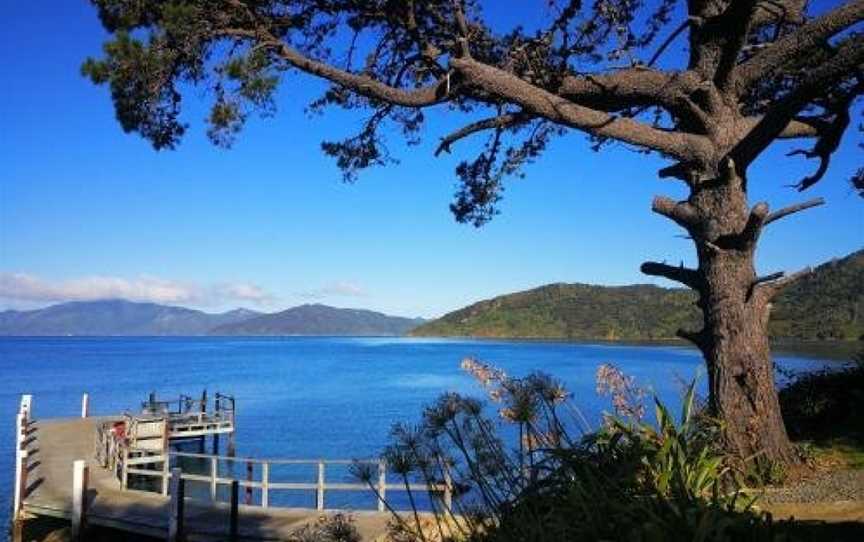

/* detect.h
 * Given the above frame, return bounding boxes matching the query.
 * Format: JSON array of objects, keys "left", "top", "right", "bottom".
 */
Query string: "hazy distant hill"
[
  {"left": 0, "top": 300, "right": 260, "bottom": 336},
  {"left": 209, "top": 304, "right": 425, "bottom": 336},
  {"left": 412, "top": 250, "right": 864, "bottom": 341}
]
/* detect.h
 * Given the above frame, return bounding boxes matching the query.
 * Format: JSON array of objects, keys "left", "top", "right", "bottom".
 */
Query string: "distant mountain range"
[
  {"left": 411, "top": 250, "right": 864, "bottom": 341},
  {"left": 3, "top": 250, "right": 860, "bottom": 340},
  {"left": 209, "top": 304, "right": 425, "bottom": 336},
  {"left": 0, "top": 300, "right": 423, "bottom": 337}
]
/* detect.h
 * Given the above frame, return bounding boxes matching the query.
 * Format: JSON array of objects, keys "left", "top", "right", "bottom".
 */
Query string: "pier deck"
[{"left": 21, "top": 417, "right": 393, "bottom": 541}]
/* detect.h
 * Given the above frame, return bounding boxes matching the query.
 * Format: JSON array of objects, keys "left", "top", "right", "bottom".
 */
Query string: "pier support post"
[
  {"left": 71, "top": 460, "right": 89, "bottom": 541},
  {"left": 230, "top": 480, "right": 240, "bottom": 542},
  {"left": 377, "top": 461, "right": 386, "bottom": 512},
  {"left": 316, "top": 461, "right": 325, "bottom": 511},
  {"left": 81, "top": 393, "right": 89, "bottom": 418},
  {"left": 168, "top": 468, "right": 185, "bottom": 542}
]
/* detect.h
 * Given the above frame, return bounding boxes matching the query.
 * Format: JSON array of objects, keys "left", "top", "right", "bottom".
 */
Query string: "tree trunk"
[{"left": 686, "top": 166, "right": 797, "bottom": 464}]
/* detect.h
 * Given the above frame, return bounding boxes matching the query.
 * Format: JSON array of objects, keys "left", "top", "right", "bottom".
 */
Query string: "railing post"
[
  {"left": 81, "top": 393, "right": 89, "bottom": 418},
  {"left": 316, "top": 461, "right": 325, "bottom": 511},
  {"left": 121, "top": 448, "right": 129, "bottom": 490},
  {"left": 19, "top": 394, "right": 32, "bottom": 421},
  {"left": 168, "top": 468, "right": 185, "bottom": 542},
  {"left": 71, "top": 460, "right": 89, "bottom": 541},
  {"left": 245, "top": 461, "right": 253, "bottom": 505},
  {"left": 443, "top": 464, "right": 453, "bottom": 512},
  {"left": 377, "top": 461, "right": 387, "bottom": 512},
  {"left": 13, "top": 412, "right": 26, "bottom": 520},
  {"left": 230, "top": 480, "right": 240, "bottom": 542},
  {"left": 261, "top": 462, "right": 269, "bottom": 508},
  {"left": 13, "top": 448, "right": 28, "bottom": 522},
  {"left": 210, "top": 457, "right": 218, "bottom": 502},
  {"left": 162, "top": 455, "right": 170, "bottom": 496}
]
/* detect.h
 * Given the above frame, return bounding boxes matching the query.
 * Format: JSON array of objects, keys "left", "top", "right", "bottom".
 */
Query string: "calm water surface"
[{"left": 0, "top": 337, "right": 843, "bottom": 520}]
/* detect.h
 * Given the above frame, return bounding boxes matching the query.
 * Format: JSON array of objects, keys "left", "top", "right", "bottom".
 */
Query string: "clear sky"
[{"left": 1, "top": 2, "right": 862, "bottom": 318}]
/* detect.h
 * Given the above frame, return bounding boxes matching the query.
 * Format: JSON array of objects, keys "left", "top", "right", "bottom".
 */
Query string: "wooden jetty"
[{"left": 11, "top": 393, "right": 452, "bottom": 541}]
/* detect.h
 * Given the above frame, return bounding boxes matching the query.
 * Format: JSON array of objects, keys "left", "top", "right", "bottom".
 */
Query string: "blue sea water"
[{"left": 0, "top": 337, "right": 839, "bottom": 521}]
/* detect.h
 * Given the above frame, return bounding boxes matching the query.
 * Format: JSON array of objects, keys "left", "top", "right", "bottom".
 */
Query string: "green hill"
[
  {"left": 411, "top": 250, "right": 864, "bottom": 341},
  {"left": 771, "top": 250, "right": 864, "bottom": 340}
]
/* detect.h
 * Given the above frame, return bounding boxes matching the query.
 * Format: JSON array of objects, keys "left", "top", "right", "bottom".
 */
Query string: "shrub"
[
  {"left": 778, "top": 351, "right": 864, "bottom": 443},
  {"left": 359, "top": 359, "right": 795, "bottom": 541}
]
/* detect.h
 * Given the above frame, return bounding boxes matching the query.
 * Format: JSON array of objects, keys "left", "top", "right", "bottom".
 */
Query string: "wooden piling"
[
  {"left": 230, "top": 480, "right": 240, "bottom": 542},
  {"left": 168, "top": 468, "right": 185, "bottom": 542},
  {"left": 71, "top": 460, "right": 89, "bottom": 541}
]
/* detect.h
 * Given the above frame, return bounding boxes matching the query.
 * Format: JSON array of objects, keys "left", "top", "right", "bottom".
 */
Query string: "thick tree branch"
[
  {"left": 451, "top": 57, "right": 714, "bottom": 163},
  {"left": 435, "top": 112, "right": 533, "bottom": 156},
  {"left": 750, "top": 0, "right": 806, "bottom": 26},
  {"left": 274, "top": 40, "right": 454, "bottom": 107},
  {"left": 218, "top": 25, "right": 455, "bottom": 108},
  {"left": 641, "top": 261, "right": 702, "bottom": 290},
  {"left": 739, "top": 115, "right": 830, "bottom": 140},
  {"left": 734, "top": 0, "right": 864, "bottom": 93},
  {"left": 557, "top": 68, "right": 703, "bottom": 117},
  {"left": 730, "top": 34, "right": 864, "bottom": 169},
  {"left": 764, "top": 197, "right": 825, "bottom": 226},
  {"left": 713, "top": 0, "right": 760, "bottom": 91}
]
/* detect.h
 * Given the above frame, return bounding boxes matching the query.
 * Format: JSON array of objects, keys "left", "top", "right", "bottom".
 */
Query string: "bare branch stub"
[
  {"left": 640, "top": 262, "right": 702, "bottom": 290},
  {"left": 764, "top": 198, "right": 826, "bottom": 226},
  {"left": 755, "top": 267, "right": 813, "bottom": 301}
]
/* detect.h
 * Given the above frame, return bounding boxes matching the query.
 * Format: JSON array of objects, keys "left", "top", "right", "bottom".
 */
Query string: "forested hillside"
[{"left": 412, "top": 250, "right": 864, "bottom": 341}]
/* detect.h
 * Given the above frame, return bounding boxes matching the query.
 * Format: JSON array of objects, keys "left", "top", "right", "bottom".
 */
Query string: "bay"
[{"left": 0, "top": 337, "right": 842, "bottom": 520}]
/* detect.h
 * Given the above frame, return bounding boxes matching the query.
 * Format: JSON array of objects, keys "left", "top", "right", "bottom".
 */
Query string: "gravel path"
[{"left": 761, "top": 469, "right": 864, "bottom": 504}]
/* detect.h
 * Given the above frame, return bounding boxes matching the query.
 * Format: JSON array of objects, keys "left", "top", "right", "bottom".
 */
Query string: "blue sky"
[{"left": 1, "top": 2, "right": 861, "bottom": 318}]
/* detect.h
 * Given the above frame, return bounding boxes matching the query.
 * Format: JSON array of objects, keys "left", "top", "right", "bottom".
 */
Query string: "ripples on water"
[{"left": 0, "top": 337, "right": 841, "bottom": 514}]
